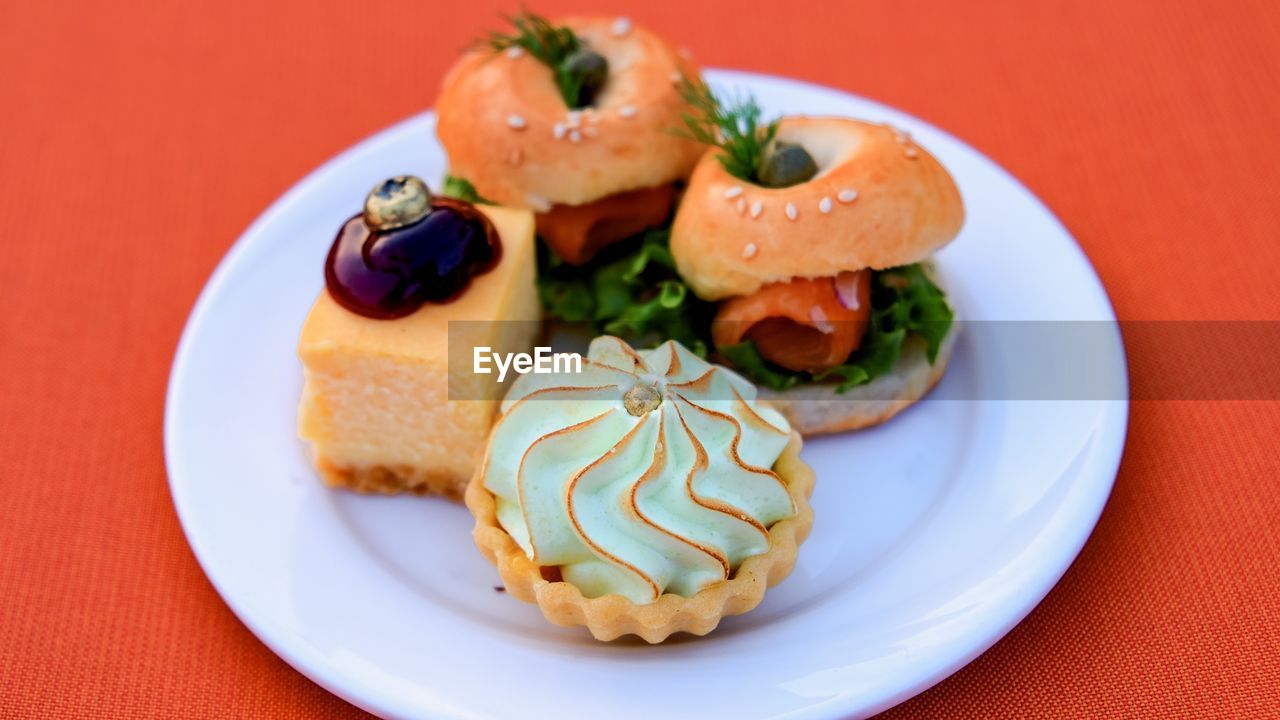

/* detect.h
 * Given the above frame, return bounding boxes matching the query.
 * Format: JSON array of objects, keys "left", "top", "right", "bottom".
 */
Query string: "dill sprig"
[
  {"left": 677, "top": 76, "right": 778, "bottom": 183},
  {"left": 481, "top": 10, "right": 587, "bottom": 107},
  {"left": 483, "top": 10, "right": 579, "bottom": 66}
]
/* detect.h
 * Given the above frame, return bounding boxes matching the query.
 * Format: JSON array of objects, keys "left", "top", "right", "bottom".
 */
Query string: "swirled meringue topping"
[{"left": 482, "top": 336, "right": 795, "bottom": 603}]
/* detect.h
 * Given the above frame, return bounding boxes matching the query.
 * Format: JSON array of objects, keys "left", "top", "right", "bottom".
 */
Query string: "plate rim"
[{"left": 165, "top": 68, "right": 1129, "bottom": 719}]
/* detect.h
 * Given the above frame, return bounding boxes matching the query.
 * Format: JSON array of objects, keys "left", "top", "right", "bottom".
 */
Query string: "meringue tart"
[{"left": 465, "top": 336, "right": 815, "bottom": 642}]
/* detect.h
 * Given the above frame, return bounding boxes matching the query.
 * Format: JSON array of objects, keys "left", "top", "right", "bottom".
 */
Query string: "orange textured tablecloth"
[{"left": 2, "top": 1, "right": 1277, "bottom": 717}]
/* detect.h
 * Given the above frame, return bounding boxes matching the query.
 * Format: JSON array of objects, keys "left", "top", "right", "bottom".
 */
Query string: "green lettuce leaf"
[
  {"left": 440, "top": 175, "right": 492, "bottom": 204},
  {"left": 537, "top": 229, "right": 714, "bottom": 356},
  {"left": 717, "top": 341, "right": 806, "bottom": 391}
]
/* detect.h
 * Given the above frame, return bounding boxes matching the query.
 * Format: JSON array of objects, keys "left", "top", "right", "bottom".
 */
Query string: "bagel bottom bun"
[{"left": 758, "top": 320, "right": 957, "bottom": 436}]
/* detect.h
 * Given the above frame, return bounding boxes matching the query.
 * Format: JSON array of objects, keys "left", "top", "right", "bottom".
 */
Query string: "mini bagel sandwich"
[
  {"left": 436, "top": 12, "right": 704, "bottom": 265},
  {"left": 669, "top": 85, "right": 964, "bottom": 434}
]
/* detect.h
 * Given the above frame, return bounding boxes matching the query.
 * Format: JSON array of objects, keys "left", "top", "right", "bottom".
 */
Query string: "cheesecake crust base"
[{"left": 315, "top": 456, "right": 467, "bottom": 501}]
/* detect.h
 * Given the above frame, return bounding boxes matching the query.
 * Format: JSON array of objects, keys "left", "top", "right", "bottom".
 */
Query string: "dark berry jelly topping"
[{"left": 324, "top": 198, "right": 501, "bottom": 319}]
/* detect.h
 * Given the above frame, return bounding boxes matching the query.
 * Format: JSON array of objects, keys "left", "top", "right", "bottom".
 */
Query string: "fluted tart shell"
[{"left": 464, "top": 430, "right": 815, "bottom": 643}]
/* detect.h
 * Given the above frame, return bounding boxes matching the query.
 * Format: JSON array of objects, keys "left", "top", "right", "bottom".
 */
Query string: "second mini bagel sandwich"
[
  {"left": 436, "top": 12, "right": 704, "bottom": 265},
  {"left": 670, "top": 84, "right": 965, "bottom": 434}
]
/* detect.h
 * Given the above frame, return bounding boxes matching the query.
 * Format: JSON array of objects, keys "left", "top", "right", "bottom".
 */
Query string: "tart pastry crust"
[{"left": 465, "top": 430, "right": 814, "bottom": 643}]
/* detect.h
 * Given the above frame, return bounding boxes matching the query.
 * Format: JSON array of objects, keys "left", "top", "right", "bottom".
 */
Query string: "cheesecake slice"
[{"left": 297, "top": 203, "right": 540, "bottom": 499}]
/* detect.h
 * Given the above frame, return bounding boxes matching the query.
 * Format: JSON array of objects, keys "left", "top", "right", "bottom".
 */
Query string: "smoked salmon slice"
[
  {"left": 712, "top": 271, "right": 871, "bottom": 373},
  {"left": 536, "top": 185, "right": 675, "bottom": 265}
]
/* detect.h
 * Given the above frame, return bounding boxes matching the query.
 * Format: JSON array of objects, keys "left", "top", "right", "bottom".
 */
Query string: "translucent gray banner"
[{"left": 445, "top": 321, "right": 1280, "bottom": 402}]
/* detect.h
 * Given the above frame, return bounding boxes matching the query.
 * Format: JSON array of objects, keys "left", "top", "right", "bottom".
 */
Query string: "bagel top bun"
[
  {"left": 670, "top": 117, "right": 964, "bottom": 300},
  {"left": 435, "top": 17, "right": 705, "bottom": 210}
]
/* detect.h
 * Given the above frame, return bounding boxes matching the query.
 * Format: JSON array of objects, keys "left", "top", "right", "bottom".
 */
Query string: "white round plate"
[{"left": 166, "top": 70, "right": 1127, "bottom": 719}]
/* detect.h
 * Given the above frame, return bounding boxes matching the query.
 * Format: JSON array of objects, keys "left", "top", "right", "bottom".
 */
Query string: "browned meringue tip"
[{"left": 464, "top": 430, "right": 816, "bottom": 643}]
